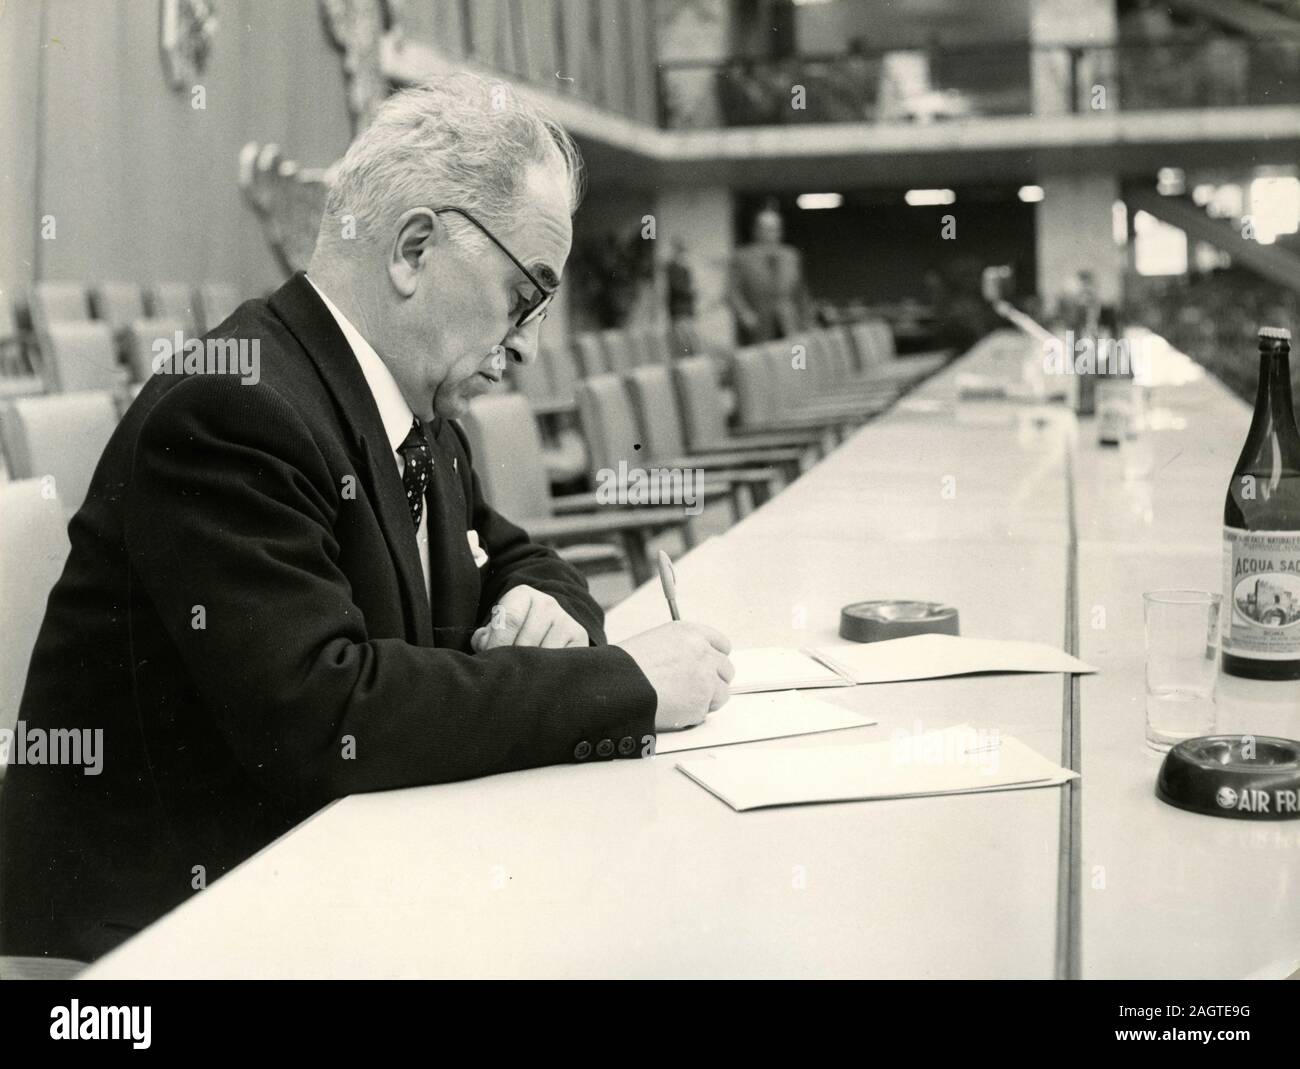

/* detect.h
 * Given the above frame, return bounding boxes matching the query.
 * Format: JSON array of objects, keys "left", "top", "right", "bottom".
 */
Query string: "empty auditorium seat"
[
  {"left": 150, "top": 282, "right": 198, "bottom": 331},
  {"left": 93, "top": 281, "right": 147, "bottom": 336},
  {"left": 673, "top": 355, "right": 840, "bottom": 450},
  {"left": 122, "top": 316, "right": 187, "bottom": 384},
  {"left": 460, "top": 393, "right": 694, "bottom": 585},
  {"left": 575, "top": 373, "right": 757, "bottom": 521},
  {"left": 626, "top": 364, "right": 809, "bottom": 486},
  {"left": 572, "top": 332, "right": 609, "bottom": 377},
  {"left": 0, "top": 479, "right": 71, "bottom": 764},
  {"left": 29, "top": 281, "right": 91, "bottom": 334},
  {"left": 0, "top": 392, "right": 119, "bottom": 514},
  {"left": 37, "top": 321, "right": 128, "bottom": 393}
]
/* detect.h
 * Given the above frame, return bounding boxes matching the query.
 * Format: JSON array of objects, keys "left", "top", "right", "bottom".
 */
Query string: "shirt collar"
[{"left": 306, "top": 276, "right": 415, "bottom": 457}]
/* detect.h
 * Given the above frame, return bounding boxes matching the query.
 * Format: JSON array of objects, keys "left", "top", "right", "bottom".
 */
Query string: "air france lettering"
[
  {"left": 1217, "top": 786, "right": 1300, "bottom": 813},
  {"left": 50, "top": 1000, "right": 151, "bottom": 1049}
]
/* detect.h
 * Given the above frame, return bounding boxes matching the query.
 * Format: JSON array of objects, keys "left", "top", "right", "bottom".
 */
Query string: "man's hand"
[
  {"left": 615, "top": 622, "right": 733, "bottom": 732},
  {"left": 472, "top": 585, "right": 589, "bottom": 652}
]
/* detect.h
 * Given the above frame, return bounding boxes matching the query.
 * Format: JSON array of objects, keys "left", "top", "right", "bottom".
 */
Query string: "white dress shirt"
[{"left": 307, "top": 277, "right": 431, "bottom": 599}]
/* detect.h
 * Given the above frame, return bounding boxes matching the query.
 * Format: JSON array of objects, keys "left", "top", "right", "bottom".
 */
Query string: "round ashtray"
[
  {"left": 1156, "top": 735, "right": 1300, "bottom": 820},
  {"left": 839, "top": 600, "right": 959, "bottom": 643}
]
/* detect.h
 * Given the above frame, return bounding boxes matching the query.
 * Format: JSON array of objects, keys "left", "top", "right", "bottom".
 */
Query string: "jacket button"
[
  {"left": 596, "top": 738, "right": 615, "bottom": 758},
  {"left": 574, "top": 740, "right": 592, "bottom": 760},
  {"left": 617, "top": 736, "right": 636, "bottom": 756}
]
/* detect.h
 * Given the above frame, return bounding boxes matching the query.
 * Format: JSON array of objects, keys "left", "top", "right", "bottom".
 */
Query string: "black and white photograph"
[{"left": 1, "top": 0, "right": 1298, "bottom": 1022}]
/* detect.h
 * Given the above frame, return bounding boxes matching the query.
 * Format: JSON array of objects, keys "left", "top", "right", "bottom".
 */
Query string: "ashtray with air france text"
[{"left": 1155, "top": 735, "right": 1300, "bottom": 820}]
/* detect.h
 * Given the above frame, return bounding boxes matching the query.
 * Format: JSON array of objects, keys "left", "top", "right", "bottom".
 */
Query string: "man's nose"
[{"left": 502, "top": 320, "right": 543, "bottom": 366}]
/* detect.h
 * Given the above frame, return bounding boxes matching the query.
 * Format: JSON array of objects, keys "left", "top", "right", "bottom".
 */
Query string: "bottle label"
[{"left": 1222, "top": 526, "right": 1300, "bottom": 659}]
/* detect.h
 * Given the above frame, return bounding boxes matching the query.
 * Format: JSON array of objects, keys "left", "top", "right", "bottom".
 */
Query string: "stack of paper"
[
  {"left": 729, "top": 647, "right": 853, "bottom": 694},
  {"left": 654, "top": 690, "right": 874, "bottom": 755},
  {"left": 676, "top": 724, "right": 1077, "bottom": 811},
  {"left": 808, "top": 634, "right": 1095, "bottom": 685}
]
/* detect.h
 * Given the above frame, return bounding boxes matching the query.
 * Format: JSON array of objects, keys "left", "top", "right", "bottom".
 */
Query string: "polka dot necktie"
[{"left": 397, "top": 418, "right": 432, "bottom": 531}]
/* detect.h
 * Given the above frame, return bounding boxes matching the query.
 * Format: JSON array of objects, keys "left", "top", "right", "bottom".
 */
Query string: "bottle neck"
[{"left": 1250, "top": 346, "right": 1297, "bottom": 440}]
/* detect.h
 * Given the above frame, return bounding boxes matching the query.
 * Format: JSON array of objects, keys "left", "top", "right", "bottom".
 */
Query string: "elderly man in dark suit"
[
  {"left": 728, "top": 207, "right": 814, "bottom": 344},
  {"left": 0, "top": 72, "right": 732, "bottom": 964}
]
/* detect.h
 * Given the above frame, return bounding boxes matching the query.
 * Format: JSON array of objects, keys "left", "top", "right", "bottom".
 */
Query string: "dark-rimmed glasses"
[{"left": 428, "top": 206, "right": 555, "bottom": 328}]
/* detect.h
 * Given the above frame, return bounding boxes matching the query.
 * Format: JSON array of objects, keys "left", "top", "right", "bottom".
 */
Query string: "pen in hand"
[{"left": 657, "top": 550, "right": 680, "bottom": 621}]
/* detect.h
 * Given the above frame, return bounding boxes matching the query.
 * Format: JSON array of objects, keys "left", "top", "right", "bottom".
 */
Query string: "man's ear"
[{"left": 388, "top": 208, "right": 441, "bottom": 298}]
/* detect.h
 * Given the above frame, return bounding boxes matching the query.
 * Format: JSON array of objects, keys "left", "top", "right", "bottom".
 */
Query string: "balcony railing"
[{"left": 656, "top": 37, "right": 1300, "bottom": 131}]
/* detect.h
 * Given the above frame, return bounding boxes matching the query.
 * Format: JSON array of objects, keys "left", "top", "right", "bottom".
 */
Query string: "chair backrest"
[
  {"left": 0, "top": 392, "right": 119, "bottom": 514},
  {"left": 0, "top": 479, "right": 70, "bottom": 736},
  {"left": 30, "top": 281, "right": 91, "bottom": 336},
  {"left": 150, "top": 282, "right": 197, "bottom": 331},
  {"left": 732, "top": 347, "right": 779, "bottom": 428},
  {"left": 671, "top": 319, "right": 703, "bottom": 358},
  {"left": 573, "top": 333, "right": 609, "bottom": 377},
  {"left": 804, "top": 332, "right": 845, "bottom": 394},
  {"left": 762, "top": 337, "right": 822, "bottom": 409},
  {"left": 868, "top": 319, "right": 898, "bottom": 362},
  {"left": 634, "top": 327, "right": 673, "bottom": 367},
  {"left": 0, "top": 291, "right": 18, "bottom": 342},
  {"left": 850, "top": 319, "right": 896, "bottom": 369},
  {"left": 672, "top": 355, "right": 730, "bottom": 444},
  {"left": 575, "top": 373, "right": 642, "bottom": 476},
  {"left": 828, "top": 325, "right": 861, "bottom": 373},
  {"left": 198, "top": 282, "right": 241, "bottom": 332},
  {"left": 122, "top": 317, "right": 186, "bottom": 384},
  {"left": 626, "top": 365, "right": 688, "bottom": 460},
  {"left": 93, "top": 281, "right": 146, "bottom": 333},
  {"left": 822, "top": 328, "right": 857, "bottom": 381},
  {"left": 458, "top": 394, "right": 554, "bottom": 520},
  {"left": 599, "top": 329, "right": 637, "bottom": 375},
  {"left": 0, "top": 293, "right": 22, "bottom": 377},
  {"left": 40, "top": 321, "right": 125, "bottom": 393},
  {"left": 544, "top": 341, "right": 580, "bottom": 402},
  {"left": 507, "top": 351, "right": 554, "bottom": 406}
]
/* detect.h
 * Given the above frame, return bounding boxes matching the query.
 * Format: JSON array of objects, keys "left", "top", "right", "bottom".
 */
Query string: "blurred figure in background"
[
  {"left": 665, "top": 236, "right": 697, "bottom": 324},
  {"left": 729, "top": 206, "right": 812, "bottom": 344},
  {"left": 1062, "top": 269, "right": 1121, "bottom": 339}
]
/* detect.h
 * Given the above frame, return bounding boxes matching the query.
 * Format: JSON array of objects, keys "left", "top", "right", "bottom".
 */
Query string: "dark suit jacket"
[{"left": 0, "top": 272, "right": 657, "bottom": 962}]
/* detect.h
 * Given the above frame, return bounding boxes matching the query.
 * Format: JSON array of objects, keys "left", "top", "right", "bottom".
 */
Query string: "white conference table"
[{"left": 83, "top": 330, "right": 1298, "bottom": 978}]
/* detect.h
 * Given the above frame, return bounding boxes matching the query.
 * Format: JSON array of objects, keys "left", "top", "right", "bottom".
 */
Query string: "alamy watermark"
[
  {"left": 1042, "top": 330, "right": 1154, "bottom": 378},
  {"left": 595, "top": 462, "right": 705, "bottom": 516},
  {"left": 0, "top": 721, "right": 103, "bottom": 775},
  {"left": 151, "top": 330, "right": 260, "bottom": 385},
  {"left": 889, "top": 719, "right": 1002, "bottom": 775}
]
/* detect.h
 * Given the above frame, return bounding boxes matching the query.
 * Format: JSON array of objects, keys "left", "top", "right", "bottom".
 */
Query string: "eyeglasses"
[{"left": 429, "top": 206, "right": 555, "bottom": 329}]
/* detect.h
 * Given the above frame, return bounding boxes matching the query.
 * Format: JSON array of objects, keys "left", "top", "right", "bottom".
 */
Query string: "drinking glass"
[{"left": 1143, "top": 590, "right": 1221, "bottom": 752}]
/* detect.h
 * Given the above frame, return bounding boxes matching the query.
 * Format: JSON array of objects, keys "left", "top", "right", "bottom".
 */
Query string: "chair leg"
[{"left": 618, "top": 529, "right": 654, "bottom": 586}]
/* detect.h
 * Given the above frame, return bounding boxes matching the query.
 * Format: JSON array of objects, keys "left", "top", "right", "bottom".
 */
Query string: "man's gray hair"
[{"left": 320, "top": 71, "right": 584, "bottom": 252}]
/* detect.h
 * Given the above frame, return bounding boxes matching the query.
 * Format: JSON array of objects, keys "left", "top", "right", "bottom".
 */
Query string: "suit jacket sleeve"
[
  {"left": 448, "top": 421, "right": 605, "bottom": 645},
  {"left": 123, "top": 376, "right": 658, "bottom": 813}
]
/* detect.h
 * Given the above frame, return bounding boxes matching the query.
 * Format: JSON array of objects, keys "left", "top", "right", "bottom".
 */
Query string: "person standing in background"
[
  {"left": 665, "top": 237, "right": 697, "bottom": 323},
  {"left": 729, "top": 206, "right": 812, "bottom": 344}
]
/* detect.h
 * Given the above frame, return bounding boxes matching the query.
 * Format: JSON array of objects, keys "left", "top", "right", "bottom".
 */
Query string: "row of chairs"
[
  {"left": 461, "top": 313, "right": 952, "bottom": 583},
  {"left": 0, "top": 280, "right": 242, "bottom": 395},
  {"left": 0, "top": 313, "right": 949, "bottom": 584}
]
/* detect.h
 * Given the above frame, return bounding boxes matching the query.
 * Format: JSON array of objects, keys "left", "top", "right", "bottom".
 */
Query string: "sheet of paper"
[
  {"left": 729, "top": 647, "right": 853, "bottom": 694},
  {"left": 807, "top": 633, "right": 1096, "bottom": 685},
  {"left": 653, "top": 690, "right": 874, "bottom": 755},
  {"left": 676, "top": 724, "right": 1077, "bottom": 812}
]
